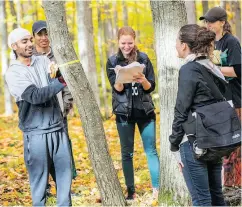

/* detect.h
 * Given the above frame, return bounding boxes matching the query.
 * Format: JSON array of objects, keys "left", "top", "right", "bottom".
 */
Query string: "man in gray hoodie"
[{"left": 5, "top": 28, "right": 72, "bottom": 206}]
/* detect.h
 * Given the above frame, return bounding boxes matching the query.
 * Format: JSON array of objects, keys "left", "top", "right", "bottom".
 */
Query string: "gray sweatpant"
[{"left": 23, "top": 129, "right": 72, "bottom": 206}]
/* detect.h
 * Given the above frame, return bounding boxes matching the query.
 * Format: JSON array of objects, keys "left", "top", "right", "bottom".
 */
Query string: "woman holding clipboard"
[{"left": 106, "top": 26, "right": 160, "bottom": 200}]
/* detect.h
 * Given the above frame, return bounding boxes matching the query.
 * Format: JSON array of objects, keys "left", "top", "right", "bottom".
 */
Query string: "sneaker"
[
  {"left": 126, "top": 186, "right": 136, "bottom": 200},
  {"left": 126, "top": 193, "right": 136, "bottom": 200},
  {"left": 152, "top": 188, "right": 159, "bottom": 200}
]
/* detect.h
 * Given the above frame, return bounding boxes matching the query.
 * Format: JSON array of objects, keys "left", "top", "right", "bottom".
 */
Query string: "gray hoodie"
[{"left": 5, "top": 55, "right": 65, "bottom": 135}]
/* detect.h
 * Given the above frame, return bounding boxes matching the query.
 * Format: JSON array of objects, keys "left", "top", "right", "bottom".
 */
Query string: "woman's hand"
[
  {"left": 114, "top": 83, "right": 124, "bottom": 92},
  {"left": 133, "top": 72, "right": 151, "bottom": 90},
  {"left": 133, "top": 72, "right": 147, "bottom": 83},
  {"left": 172, "top": 151, "right": 184, "bottom": 172}
]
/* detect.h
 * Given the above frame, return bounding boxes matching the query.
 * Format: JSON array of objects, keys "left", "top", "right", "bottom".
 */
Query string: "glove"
[{"left": 49, "top": 62, "right": 62, "bottom": 78}]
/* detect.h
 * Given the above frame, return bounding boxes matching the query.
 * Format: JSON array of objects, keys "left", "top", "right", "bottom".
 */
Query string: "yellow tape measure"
[{"left": 58, "top": 60, "right": 79, "bottom": 68}]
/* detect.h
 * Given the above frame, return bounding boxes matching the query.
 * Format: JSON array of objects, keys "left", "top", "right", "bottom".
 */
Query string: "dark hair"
[
  {"left": 223, "top": 20, "right": 232, "bottom": 34},
  {"left": 117, "top": 26, "right": 137, "bottom": 63},
  {"left": 13, "top": 50, "right": 18, "bottom": 59},
  {"left": 179, "top": 24, "right": 216, "bottom": 56}
]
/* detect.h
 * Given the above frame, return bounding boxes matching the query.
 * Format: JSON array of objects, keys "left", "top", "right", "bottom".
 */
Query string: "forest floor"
[{"left": 0, "top": 105, "right": 179, "bottom": 206}]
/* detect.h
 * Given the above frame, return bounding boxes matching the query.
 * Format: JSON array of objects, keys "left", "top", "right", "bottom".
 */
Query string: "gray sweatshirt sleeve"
[
  {"left": 21, "top": 79, "right": 65, "bottom": 104},
  {"left": 5, "top": 68, "right": 65, "bottom": 104}
]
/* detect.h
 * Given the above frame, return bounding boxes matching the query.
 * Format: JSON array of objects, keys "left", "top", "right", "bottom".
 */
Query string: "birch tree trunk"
[
  {"left": 122, "top": 0, "right": 128, "bottom": 26},
  {"left": 234, "top": 1, "right": 241, "bottom": 42},
  {"left": 98, "top": 4, "right": 110, "bottom": 119},
  {"left": 104, "top": 4, "right": 114, "bottom": 57},
  {"left": 111, "top": 1, "right": 118, "bottom": 38},
  {"left": 0, "top": 1, "right": 13, "bottom": 116},
  {"left": 185, "top": 0, "right": 196, "bottom": 24},
  {"left": 9, "top": 0, "right": 18, "bottom": 29},
  {"left": 16, "top": 0, "right": 21, "bottom": 27},
  {"left": 202, "top": 0, "right": 208, "bottom": 14},
  {"left": 150, "top": 0, "right": 190, "bottom": 204},
  {"left": 42, "top": 1, "right": 126, "bottom": 206},
  {"left": 220, "top": 0, "right": 226, "bottom": 9},
  {"left": 76, "top": 0, "right": 100, "bottom": 107}
]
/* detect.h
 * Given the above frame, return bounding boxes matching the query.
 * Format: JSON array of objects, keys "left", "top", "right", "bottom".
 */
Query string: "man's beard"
[{"left": 19, "top": 50, "right": 33, "bottom": 58}]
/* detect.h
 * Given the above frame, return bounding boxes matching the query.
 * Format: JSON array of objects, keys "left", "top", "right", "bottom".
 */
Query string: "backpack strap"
[
  {"left": 108, "top": 55, "right": 118, "bottom": 67},
  {"left": 194, "top": 62, "right": 225, "bottom": 101}
]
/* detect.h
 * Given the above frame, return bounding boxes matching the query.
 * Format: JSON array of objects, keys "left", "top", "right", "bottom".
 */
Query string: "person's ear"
[
  {"left": 182, "top": 42, "right": 187, "bottom": 51},
  {"left": 11, "top": 43, "right": 17, "bottom": 51},
  {"left": 220, "top": 21, "right": 225, "bottom": 27}
]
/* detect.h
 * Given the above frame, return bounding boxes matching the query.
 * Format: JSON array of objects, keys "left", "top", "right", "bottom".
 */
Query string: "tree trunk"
[
  {"left": 9, "top": 0, "right": 18, "bottom": 29},
  {"left": 98, "top": 5, "right": 110, "bottom": 119},
  {"left": 111, "top": 1, "right": 118, "bottom": 39},
  {"left": 220, "top": 0, "right": 226, "bottom": 9},
  {"left": 16, "top": 0, "right": 21, "bottom": 27},
  {"left": 202, "top": 0, "right": 208, "bottom": 14},
  {"left": 185, "top": 0, "right": 196, "bottom": 24},
  {"left": 42, "top": 1, "right": 126, "bottom": 206},
  {"left": 104, "top": 3, "right": 114, "bottom": 57},
  {"left": 234, "top": 1, "right": 241, "bottom": 42},
  {"left": 0, "top": 1, "right": 13, "bottom": 116},
  {"left": 76, "top": 0, "right": 100, "bottom": 107},
  {"left": 150, "top": 0, "right": 190, "bottom": 205},
  {"left": 122, "top": 0, "right": 128, "bottom": 26}
]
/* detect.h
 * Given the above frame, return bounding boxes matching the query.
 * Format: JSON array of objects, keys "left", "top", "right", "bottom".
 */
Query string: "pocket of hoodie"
[{"left": 26, "top": 108, "right": 41, "bottom": 129}]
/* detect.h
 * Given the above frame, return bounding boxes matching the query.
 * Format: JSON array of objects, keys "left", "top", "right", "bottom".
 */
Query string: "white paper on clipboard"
[{"left": 110, "top": 62, "right": 145, "bottom": 84}]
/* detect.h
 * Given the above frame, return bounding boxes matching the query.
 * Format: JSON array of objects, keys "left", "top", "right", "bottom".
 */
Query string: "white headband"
[{"left": 8, "top": 28, "right": 31, "bottom": 49}]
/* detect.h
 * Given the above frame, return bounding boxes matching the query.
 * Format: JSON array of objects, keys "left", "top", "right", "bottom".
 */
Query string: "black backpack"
[{"left": 183, "top": 62, "right": 241, "bottom": 162}]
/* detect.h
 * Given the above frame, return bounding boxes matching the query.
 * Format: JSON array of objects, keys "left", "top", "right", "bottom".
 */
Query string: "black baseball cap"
[
  {"left": 199, "top": 7, "right": 227, "bottom": 22},
  {"left": 32, "top": 20, "right": 47, "bottom": 34}
]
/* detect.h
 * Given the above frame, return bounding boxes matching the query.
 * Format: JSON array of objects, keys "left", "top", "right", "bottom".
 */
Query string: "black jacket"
[
  {"left": 106, "top": 50, "right": 155, "bottom": 118},
  {"left": 169, "top": 61, "right": 227, "bottom": 152}
]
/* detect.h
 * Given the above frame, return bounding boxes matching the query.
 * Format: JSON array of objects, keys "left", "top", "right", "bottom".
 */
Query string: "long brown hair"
[
  {"left": 117, "top": 26, "right": 138, "bottom": 63},
  {"left": 223, "top": 20, "right": 232, "bottom": 34}
]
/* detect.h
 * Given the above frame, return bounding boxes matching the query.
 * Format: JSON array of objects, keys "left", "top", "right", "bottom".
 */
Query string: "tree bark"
[
  {"left": 202, "top": 0, "right": 208, "bottom": 14},
  {"left": 42, "top": 1, "right": 126, "bottom": 206},
  {"left": 16, "top": 0, "right": 21, "bottom": 27},
  {"left": 76, "top": 0, "right": 100, "bottom": 107},
  {"left": 122, "top": 0, "right": 128, "bottom": 26},
  {"left": 104, "top": 3, "right": 115, "bottom": 57},
  {"left": 185, "top": 0, "right": 196, "bottom": 24},
  {"left": 150, "top": 0, "right": 190, "bottom": 204},
  {"left": 98, "top": 4, "right": 110, "bottom": 119},
  {"left": 0, "top": 1, "right": 13, "bottom": 116},
  {"left": 220, "top": 0, "right": 226, "bottom": 9},
  {"left": 9, "top": 0, "right": 18, "bottom": 29},
  {"left": 111, "top": 1, "right": 118, "bottom": 39},
  {"left": 233, "top": 1, "right": 241, "bottom": 42}
]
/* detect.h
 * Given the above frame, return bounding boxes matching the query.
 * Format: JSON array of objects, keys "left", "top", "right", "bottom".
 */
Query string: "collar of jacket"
[
  {"left": 33, "top": 46, "right": 54, "bottom": 60},
  {"left": 116, "top": 49, "right": 143, "bottom": 62}
]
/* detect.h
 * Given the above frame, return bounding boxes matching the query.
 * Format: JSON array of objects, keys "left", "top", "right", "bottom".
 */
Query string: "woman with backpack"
[
  {"left": 106, "top": 26, "right": 160, "bottom": 200},
  {"left": 169, "top": 24, "right": 227, "bottom": 206},
  {"left": 200, "top": 6, "right": 241, "bottom": 190}
]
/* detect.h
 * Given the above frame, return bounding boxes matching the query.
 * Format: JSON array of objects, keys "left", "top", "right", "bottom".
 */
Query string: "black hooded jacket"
[
  {"left": 106, "top": 50, "right": 155, "bottom": 121},
  {"left": 169, "top": 60, "right": 227, "bottom": 152}
]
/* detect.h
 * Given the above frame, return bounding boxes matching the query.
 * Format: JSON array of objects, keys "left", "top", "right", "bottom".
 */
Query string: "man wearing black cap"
[
  {"left": 32, "top": 20, "right": 54, "bottom": 60},
  {"left": 32, "top": 20, "right": 77, "bottom": 196}
]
